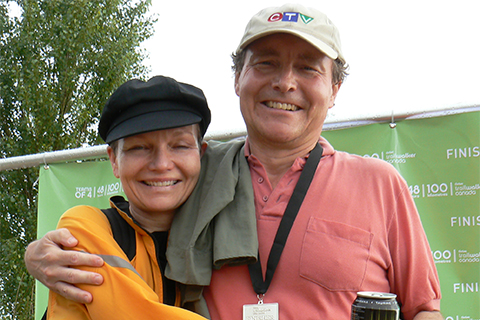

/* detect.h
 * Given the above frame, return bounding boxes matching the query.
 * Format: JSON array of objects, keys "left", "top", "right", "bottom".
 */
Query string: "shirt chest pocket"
[{"left": 299, "top": 217, "right": 373, "bottom": 292}]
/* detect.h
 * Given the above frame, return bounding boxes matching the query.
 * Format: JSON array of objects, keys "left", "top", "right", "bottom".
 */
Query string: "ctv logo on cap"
[{"left": 267, "top": 12, "right": 314, "bottom": 24}]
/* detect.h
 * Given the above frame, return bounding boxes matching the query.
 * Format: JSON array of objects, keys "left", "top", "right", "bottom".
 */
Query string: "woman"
[{"left": 46, "top": 76, "right": 210, "bottom": 319}]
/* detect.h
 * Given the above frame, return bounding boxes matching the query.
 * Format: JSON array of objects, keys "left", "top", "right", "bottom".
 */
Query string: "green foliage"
[
  {"left": 0, "top": 168, "right": 37, "bottom": 319},
  {"left": 0, "top": 0, "right": 156, "bottom": 318}
]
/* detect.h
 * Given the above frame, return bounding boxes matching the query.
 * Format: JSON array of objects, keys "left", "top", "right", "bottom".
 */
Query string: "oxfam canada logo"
[{"left": 268, "top": 12, "right": 314, "bottom": 24}]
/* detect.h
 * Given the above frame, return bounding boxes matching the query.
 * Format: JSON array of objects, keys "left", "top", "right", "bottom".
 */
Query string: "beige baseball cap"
[{"left": 236, "top": 3, "right": 344, "bottom": 61}]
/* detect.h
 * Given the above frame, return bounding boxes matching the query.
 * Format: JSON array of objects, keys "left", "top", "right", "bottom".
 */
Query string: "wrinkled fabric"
[{"left": 166, "top": 139, "right": 258, "bottom": 315}]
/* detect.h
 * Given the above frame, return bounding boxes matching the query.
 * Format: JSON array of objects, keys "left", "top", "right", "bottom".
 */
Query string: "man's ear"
[
  {"left": 234, "top": 72, "right": 241, "bottom": 97},
  {"left": 107, "top": 146, "right": 120, "bottom": 179},
  {"left": 329, "top": 81, "right": 342, "bottom": 109}
]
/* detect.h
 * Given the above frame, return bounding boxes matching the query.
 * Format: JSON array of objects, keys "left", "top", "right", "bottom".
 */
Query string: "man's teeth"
[
  {"left": 265, "top": 101, "right": 299, "bottom": 111},
  {"left": 145, "top": 181, "right": 177, "bottom": 187}
]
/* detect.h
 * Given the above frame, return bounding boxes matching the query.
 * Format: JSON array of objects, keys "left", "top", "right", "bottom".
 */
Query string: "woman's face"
[{"left": 107, "top": 125, "right": 204, "bottom": 227}]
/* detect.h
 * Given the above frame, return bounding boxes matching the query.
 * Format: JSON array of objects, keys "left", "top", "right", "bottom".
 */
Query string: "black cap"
[{"left": 99, "top": 76, "right": 211, "bottom": 143}]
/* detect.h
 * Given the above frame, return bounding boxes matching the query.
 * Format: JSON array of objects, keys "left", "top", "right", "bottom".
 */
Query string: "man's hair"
[{"left": 231, "top": 49, "right": 349, "bottom": 85}]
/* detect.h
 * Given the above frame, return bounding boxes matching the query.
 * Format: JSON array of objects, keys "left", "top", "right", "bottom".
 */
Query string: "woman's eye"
[
  {"left": 174, "top": 143, "right": 196, "bottom": 150},
  {"left": 126, "top": 145, "right": 147, "bottom": 152}
]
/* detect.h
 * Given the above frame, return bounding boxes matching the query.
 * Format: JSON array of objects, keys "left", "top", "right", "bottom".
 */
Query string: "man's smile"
[{"left": 264, "top": 101, "right": 300, "bottom": 111}]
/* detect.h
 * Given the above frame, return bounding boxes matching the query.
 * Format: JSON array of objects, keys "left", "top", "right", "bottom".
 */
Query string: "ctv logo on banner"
[{"left": 268, "top": 11, "right": 314, "bottom": 24}]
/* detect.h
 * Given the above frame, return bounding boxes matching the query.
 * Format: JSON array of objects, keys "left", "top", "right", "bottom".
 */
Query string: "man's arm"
[
  {"left": 413, "top": 311, "right": 443, "bottom": 320},
  {"left": 24, "top": 228, "right": 104, "bottom": 303}
]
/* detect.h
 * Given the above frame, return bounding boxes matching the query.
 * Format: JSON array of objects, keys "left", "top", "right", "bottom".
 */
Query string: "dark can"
[{"left": 351, "top": 292, "right": 400, "bottom": 320}]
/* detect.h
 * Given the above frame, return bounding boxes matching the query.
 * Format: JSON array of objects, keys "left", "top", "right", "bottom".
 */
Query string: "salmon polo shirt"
[{"left": 203, "top": 137, "right": 441, "bottom": 320}]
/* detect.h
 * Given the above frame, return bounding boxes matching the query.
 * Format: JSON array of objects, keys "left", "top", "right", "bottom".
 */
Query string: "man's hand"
[{"left": 24, "top": 228, "right": 104, "bottom": 303}]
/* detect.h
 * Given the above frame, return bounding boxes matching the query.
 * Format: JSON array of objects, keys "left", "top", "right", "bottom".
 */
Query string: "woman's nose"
[{"left": 149, "top": 148, "right": 174, "bottom": 171}]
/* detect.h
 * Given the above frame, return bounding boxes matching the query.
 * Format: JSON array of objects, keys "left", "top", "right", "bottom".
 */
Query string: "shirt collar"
[{"left": 244, "top": 136, "right": 335, "bottom": 159}]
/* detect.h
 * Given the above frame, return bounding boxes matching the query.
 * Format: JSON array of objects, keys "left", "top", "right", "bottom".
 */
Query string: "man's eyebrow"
[
  {"left": 250, "top": 47, "right": 324, "bottom": 61},
  {"left": 249, "top": 47, "right": 280, "bottom": 58},
  {"left": 298, "top": 51, "right": 325, "bottom": 62}
]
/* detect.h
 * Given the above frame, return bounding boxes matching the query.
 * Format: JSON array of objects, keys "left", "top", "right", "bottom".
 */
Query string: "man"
[{"left": 25, "top": 4, "right": 442, "bottom": 319}]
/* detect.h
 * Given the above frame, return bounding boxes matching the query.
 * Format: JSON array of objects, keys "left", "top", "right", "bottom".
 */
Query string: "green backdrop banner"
[
  {"left": 322, "top": 111, "right": 480, "bottom": 319},
  {"left": 35, "top": 159, "right": 125, "bottom": 320},
  {"left": 36, "top": 111, "right": 480, "bottom": 319}
]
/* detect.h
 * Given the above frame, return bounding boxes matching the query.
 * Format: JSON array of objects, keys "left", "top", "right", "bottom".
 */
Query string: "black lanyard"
[{"left": 248, "top": 143, "right": 323, "bottom": 295}]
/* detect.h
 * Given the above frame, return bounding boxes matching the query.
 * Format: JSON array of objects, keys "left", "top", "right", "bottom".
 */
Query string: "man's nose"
[{"left": 272, "top": 66, "right": 297, "bottom": 92}]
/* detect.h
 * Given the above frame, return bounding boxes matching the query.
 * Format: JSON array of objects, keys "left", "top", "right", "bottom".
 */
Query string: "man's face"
[
  {"left": 235, "top": 33, "right": 341, "bottom": 148},
  {"left": 107, "top": 125, "right": 202, "bottom": 219}
]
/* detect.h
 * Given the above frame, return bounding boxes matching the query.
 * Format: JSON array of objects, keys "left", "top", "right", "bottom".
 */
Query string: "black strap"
[
  {"left": 248, "top": 143, "right": 323, "bottom": 295},
  {"left": 101, "top": 204, "right": 136, "bottom": 261}
]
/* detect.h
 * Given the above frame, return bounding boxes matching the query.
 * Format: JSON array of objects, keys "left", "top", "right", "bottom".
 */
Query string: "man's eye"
[
  {"left": 260, "top": 61, "right": 272, "bottom": 65},
  {"left": 255, "top": 60, "right": 274, "bottom": 67},
  {"left": 303, "top": 66, "right": 318, "bottom": 72}
]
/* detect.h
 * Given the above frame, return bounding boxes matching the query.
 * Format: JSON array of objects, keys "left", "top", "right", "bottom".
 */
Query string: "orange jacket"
[{"left": 47, "top": 198, "right": 206, "bottom": 320}]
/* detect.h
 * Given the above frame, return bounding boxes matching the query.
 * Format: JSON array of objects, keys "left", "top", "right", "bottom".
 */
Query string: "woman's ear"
[
  {"left": 200, "top": 141, "right": 208, "bottom": 157},
  {"left": 107, "top": 146, "right": 120, "bottom": 179}
]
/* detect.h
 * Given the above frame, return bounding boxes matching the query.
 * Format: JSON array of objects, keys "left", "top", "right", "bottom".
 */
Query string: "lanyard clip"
[{"left": 257, "top": 294, "right": 265, "bottom": 305}]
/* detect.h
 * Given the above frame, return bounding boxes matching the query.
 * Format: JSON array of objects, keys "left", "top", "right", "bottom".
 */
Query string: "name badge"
[{"left": 243, "top": 302, "right": 279, "bottom": 320}]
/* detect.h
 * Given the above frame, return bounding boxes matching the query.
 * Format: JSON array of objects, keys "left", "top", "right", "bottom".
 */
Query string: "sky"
[
  {"left": 6, "top": 1, "right": 480, "bottom": 137},
  {"left": 141, "top": 0, "right": 480, "bottom": 136}
]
